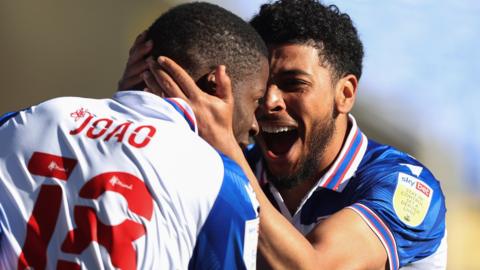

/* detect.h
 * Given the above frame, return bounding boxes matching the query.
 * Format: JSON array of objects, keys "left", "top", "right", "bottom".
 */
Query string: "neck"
[{"left": 278, "top": 177, "right": 318, "bottom": 215}]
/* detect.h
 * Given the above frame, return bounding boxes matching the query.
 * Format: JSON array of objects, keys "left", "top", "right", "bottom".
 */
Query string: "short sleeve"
[
  {"left": 188, "top": 153, "right": 259, "bottom": 270},
  {"left": 0, "top": 112, "right": 20, "bottom": 127},
  {"left": 347, "top": 165, "right": 446, "bottom": 269}
]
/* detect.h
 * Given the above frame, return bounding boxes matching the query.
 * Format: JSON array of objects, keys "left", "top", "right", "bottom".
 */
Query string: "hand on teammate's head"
[{"left": 117, "top": 30, "right": 153, "bottom": 91}]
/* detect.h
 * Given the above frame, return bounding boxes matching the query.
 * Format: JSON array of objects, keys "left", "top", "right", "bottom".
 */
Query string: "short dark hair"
[
  {"left": 147, "top": 2, "right": 268, "bottom": 87},
  {"left": 250, "top": 0, "right": 364, "bottom": 80}
]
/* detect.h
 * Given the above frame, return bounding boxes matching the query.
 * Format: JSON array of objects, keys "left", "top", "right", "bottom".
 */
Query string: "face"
[
  {"left": 256, "top": 44, "right": 338, "bottom": 189},
  {"left": 232, "top": 57, "right": 269, "bottom": 149}
]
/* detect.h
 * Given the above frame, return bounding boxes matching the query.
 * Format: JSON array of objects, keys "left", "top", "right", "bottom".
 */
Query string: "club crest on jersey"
[
  {"left": 393, "top": 172, "right": 433, "bottom": 227},
  {"left": 70, "top": 107, "right": 92, "bottom": 121}
]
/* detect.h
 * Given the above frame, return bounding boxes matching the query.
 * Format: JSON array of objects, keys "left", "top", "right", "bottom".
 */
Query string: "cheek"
[
  {"left": 232, "top": 105, "right": 249, "bottom": 135},
  {"left": 300, "top": 94, "right": 334, "bottom": 119},
  {"left": 283, "top": 96, "right": 306, "bottom": 123}
]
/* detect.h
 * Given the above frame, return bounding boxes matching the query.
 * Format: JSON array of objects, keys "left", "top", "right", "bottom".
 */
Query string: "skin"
[
  {"left": 231, "top": 60, "right": 269, "bottom": 149},
  {"left": 120, "top": 33, "right": 389, "bottom": 270},
  {"left": 120, "top": 32, "right": 269, "bottom": 148},
  {"left": 254, "top": 44, "right": 389, "bottom": 269},
  {"left": 256, "top": 44, "right": 341, "bottom": 212}
]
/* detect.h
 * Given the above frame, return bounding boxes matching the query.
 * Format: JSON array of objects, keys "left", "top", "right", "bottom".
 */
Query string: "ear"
[
  {"left": 334, "top": 74, "right": 357, "bottom": 114},
  {"left": 196, "top": 69, "right": 217, "bottom": 95}
]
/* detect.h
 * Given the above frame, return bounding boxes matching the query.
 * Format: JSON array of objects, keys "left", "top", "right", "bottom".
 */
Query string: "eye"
[
  {"left": 278, "top": 78, "right": 309, "bottom": 92},
  {"left": 256, "top": 97, "right": 265, "bottom": 106}
]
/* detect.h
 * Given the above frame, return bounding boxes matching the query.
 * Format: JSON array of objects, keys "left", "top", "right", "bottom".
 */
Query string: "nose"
[
  {"left": 262, "top": 84, "right": 285, "bottom": 114},
  {"left": 250, "top": 116, "right": 260, "bottom": 136}
]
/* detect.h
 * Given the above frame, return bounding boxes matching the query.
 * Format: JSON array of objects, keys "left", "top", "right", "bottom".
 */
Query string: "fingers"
[
  {"left": 118, "top": 56, "right": 149, "bottom": 90},
  {"left": 146, "top": 58, "right": 187, "bottom": 100},
  {"left": 128, "top": 39, "right": 153, "bottom": 65},
  {"left": 119, "top": 75, "right": 144, "bottom": 91},
  {"left": 129, "top": 31, "right": 145, "bottom": 55},
  {"left": 118, "top": 31, "right": 153, "bottom": 90},
  {"left": 129, "top": 30, "right": 148, "bottom": 55},
  {"left": 157, "top": 56, "right": 198, "bottom": 98},
  {"left": 214, "top": 65, "right": 233, "bottom": 101},
  {"left": 142, "top": 71, "right": 162, "bottom": 97},
  {"left": 123, "top": 59, "right": 148, "bottom": 79}
]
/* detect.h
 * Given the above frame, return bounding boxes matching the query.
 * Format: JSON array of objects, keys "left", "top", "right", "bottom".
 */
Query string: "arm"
[
  {"left": 223, "top": 132, "right": 388, "bottom": 270},
  {"left": 144, "top": 56, "right": 389, "bottom": 270}
]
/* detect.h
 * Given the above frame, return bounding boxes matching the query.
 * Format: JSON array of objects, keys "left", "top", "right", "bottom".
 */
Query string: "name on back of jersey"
[{"left": 69, "top": 108, "right": 157, "bottom": 148}]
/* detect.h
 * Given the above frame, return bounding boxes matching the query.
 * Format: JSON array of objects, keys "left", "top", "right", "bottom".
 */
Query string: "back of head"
[
  {"left": 147, "top": 2, "right": 268, "bottom": 88},
  {"left": 250, "top": 0, "right": 363, "bottom": 81}
]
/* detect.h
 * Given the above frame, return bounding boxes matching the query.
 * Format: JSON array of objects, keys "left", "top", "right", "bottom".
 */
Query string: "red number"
[
  {"left": 19, "top": 152, "right": 153, "bottom": 270},
  {"left": 60, "top": 172, "right": 154, "bottom": 269},
  {"left": 17, "top": 185, "right": 63, "bottom": 270}
]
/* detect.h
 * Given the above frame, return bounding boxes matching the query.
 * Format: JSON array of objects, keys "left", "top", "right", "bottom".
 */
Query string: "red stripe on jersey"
[
  {"left": 333, "top": 134, "right": 365, "bottom": 191},
  {"left": 322, "top": 128, "right": 359, "bottom": 188},
  {"left": 27, "top": 152, "right": 77, "bottom": 181}
]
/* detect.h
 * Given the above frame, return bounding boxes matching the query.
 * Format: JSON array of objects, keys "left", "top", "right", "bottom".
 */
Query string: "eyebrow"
[{"left": 276, "top": 69, "right": 312, "bottom": 77}]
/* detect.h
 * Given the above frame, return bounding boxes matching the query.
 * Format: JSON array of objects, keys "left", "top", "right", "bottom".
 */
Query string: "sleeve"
[
  {"left": 188, "top": 153, "right": 259, "bottom": 270},
  {"left": 347, "top": 166, "right": 446, "bottom": 269},
  {"left": 0, "top": 112, "right": 20, "bottom": 127}
]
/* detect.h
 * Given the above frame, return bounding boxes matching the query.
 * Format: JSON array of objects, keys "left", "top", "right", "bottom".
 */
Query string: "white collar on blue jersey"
[
  {"left": 313, "top": 114, "right": 368, "bottom": 192},
  {"left": 113, "top": 91, "right": 198, "bottom": 134},
  {"left": 267, "top": 114, "right": 368, "bottom": 219}
]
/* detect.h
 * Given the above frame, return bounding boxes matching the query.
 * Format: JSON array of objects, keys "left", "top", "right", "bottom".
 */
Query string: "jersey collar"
[
  {"left": 113, "top": 91, "right": 197, "bottom": 134},
  {"left": 264, "top": 114, "right": 368, "bottom": 219},
  {"left": 314, "top": 114, "right": 368, "bottom": 192},
  {"left": 262, "top": 114, "right": 368, "bottom": 193}
]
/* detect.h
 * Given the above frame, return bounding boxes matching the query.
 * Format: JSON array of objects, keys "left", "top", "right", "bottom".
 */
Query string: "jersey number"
[{"left": 17, "top": 152, "right": 154, "bottom": 270}]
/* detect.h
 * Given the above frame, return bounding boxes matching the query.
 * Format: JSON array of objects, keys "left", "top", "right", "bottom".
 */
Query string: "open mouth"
[{"left": 260, "top": 125, "right": 299, "bottom": 156}]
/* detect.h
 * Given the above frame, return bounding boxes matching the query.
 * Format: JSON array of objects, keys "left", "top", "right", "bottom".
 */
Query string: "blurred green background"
[{"left": 1, "top": 1, "right": 478, "bottom": 268}]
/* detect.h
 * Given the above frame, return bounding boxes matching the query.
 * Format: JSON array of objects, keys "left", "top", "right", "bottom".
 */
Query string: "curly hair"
[
  {"left": 147, "top": 2, "right": 267, "bottom": 88},
  {"left": 250, "top": 0, "right": 364, "bottom": 80}
]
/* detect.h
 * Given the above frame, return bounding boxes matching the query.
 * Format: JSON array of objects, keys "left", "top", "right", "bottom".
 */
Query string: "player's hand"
[
  {"left": 143, "top": 56, "right": 239, "bottom": 155},
  {"left": 117, "top": 31, "right": 153, "bottom": 91}
]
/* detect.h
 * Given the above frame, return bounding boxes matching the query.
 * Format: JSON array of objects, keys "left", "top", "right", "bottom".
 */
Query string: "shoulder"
[
  {"left": 2, "top": 96, "right": 109, "bottom": 130},
  {"left": 352, "top": 139, "right": 446, "bottom": 229},
  {"left": 30, "top": 96, "right": 98, "bottom": 115},
  {"left": 218, "top": 152, "right": 259, "bottom": 212},
  {"left": 355, "top": 140, "right": 443, "bottom": 199},
  {"left": 188, "top": 152, "right": 259, "bottom": 270},
  {"left": 347, "top": 139, "right": 446, "bottom": 267}
]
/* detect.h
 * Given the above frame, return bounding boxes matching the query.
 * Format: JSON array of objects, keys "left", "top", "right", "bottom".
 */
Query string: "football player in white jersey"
[
  {"left": 122, "top": 0, "right": 447, "bottom": 269},
  {"left": 0, "top": 2, "right": 269, "bottom": 269}
]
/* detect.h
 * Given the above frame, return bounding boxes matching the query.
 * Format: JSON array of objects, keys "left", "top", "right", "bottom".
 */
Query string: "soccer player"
[
  {"left": 0, "top": 3, "right": 268, "bottom": 269},
  {"left": 124, "top": 0, "right": 447, "bottom": 269}
]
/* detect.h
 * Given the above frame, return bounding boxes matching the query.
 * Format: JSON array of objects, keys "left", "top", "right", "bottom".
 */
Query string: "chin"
[{"left": 259, "top": 143, "right": 301, "bottom": 178}]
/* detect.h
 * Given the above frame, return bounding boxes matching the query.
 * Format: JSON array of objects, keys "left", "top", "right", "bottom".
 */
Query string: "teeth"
[{"left": 261, "top": 126, "right": 295, "bottom": 134}]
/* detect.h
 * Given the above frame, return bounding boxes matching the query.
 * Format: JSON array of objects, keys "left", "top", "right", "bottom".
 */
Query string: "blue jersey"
[
  {"left": 0, "top": 91, "right": 259, "bottom": 270},
  {"left": 248, "top": 115, "right": 446, "bottom": 270}
]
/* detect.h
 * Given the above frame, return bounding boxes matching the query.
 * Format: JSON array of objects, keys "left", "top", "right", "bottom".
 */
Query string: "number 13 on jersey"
[{"left": 18, "top": 152, "right": 154, "bottom": 270}]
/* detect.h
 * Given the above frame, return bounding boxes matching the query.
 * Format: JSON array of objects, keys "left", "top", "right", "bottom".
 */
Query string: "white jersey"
[{"left": 0, "top": 91, "right": 259, "bottom": 270}]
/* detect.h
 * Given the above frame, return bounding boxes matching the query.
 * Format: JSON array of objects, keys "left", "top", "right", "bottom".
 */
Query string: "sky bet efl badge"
[{"left": 393, "top": 172, "right": 433, "bottom": 227}]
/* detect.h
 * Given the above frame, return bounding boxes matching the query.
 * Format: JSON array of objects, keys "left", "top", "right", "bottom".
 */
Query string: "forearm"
[
  {"left": 223, "top": 141, "right": 319, "bottom": 269},
  {"left": 257, "top": 201, "right": 318, "bottom": 269}
]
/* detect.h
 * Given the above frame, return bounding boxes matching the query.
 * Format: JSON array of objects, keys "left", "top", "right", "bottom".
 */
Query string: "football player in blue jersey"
[{"left": 120, "top": 1, "right": 447, "bottom": 269}]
